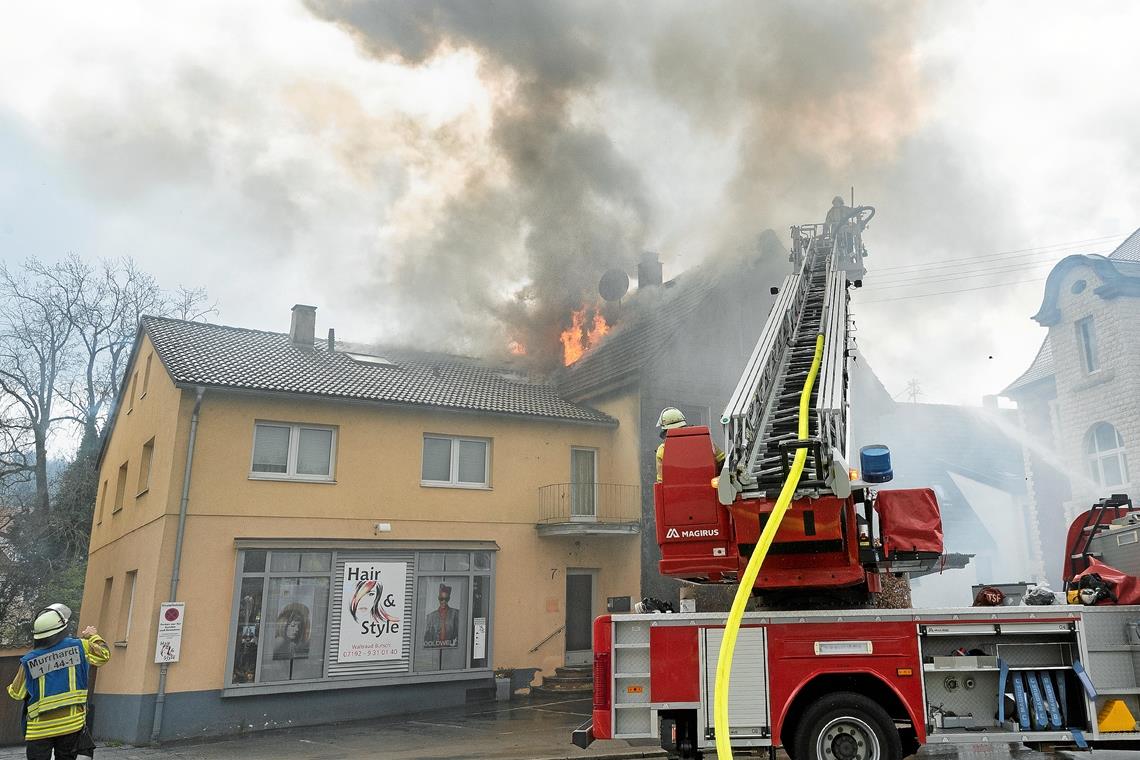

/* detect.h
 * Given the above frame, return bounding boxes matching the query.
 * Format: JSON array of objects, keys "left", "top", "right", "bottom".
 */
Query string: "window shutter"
[
  {"left": 457, "top": 440, "right": 487, "bottom": 484},
  {"left": 253, "top": 425, "right": 291, "bottom": 473},
  {"left": 422, "top": 438, "right": 452, "bottom": 481},
  {"left": 297, "top": 428, "right": 334, "bottom": 476}
]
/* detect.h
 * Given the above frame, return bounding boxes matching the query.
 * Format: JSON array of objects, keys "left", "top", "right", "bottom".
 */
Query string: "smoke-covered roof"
[
  {"left": 1110, "top": 227, "right": 1140, "bottom": 262},
  {"left": 1032, "top": 252, "right": 1140, "bottom": 326},
  {"left": 142, "top": 316, "right": 615, "bottom": 425},
  {"left": 556, "top": 232, "right": 787, "bottom": 400},
  {"left": 1001, "top": 338, "right": 1055, "bottom": 396}
]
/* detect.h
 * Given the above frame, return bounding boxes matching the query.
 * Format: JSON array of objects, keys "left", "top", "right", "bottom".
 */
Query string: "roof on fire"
[{"left": 140, "top": 315, "right": 615, "bottom": 425}]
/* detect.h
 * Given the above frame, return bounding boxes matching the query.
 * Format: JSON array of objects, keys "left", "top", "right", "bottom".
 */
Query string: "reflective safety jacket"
[{"left": 7, "top": 635, "right": 110, "bottom": 741}]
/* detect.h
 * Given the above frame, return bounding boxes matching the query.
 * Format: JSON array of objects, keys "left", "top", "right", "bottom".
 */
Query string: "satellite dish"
[{"left": 598, "top": 269, "right": 630, "bottom": 302}]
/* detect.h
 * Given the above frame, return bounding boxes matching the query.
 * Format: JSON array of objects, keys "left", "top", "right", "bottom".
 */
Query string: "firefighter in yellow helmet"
[
  {"left": 7, "top": 604, "right": 110, "bottom": 759},
  {"left": 655, "top": 408, "right": 725, "bottom": 481}
]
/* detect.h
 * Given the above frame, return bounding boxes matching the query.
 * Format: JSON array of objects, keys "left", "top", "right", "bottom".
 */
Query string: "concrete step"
[
  {"left": 554, "top": 666, "right": 592, "bottom": 679},
  {"left": 531, "top": 680, "right": 594, "bottom": 696}
]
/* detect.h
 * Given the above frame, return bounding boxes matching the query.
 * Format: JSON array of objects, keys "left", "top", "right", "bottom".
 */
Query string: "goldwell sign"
[
  {"left": 665, "top": 527, "right": 721, "bottom": 539},
  {"left": 337, "top": 562, "right": 406, "bottom": 663}
]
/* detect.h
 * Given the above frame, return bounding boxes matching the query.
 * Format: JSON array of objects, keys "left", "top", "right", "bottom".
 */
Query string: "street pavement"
[
  {"left": 1, "top": 696, "right": 1134, "bottom": 759},
  {"left": 0, "top": 694, "right": 663, "bottom": 760}
]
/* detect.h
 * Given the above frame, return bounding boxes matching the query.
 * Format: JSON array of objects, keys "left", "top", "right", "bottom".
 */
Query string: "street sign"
[{"left": 154, "top": 602, "right": 185, "bottom": 664}]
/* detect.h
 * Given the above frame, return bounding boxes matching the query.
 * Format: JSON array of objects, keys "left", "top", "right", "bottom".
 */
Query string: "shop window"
[
  {"left": 1076, "top": 317, "right": 1098, "bottom": 373},
  {"left": 230, "top": 550, "right": 332, "bottom": 685},
  {"left": 421, "top": 435, "right": 490, "bottom": 487},
  {"left": 227, "top": 548, "right": 495, "bottom": 689},
  {"left": 1086, "top": 422, "right": 1129, "bottom": 488},
  {"left": 250, "top": 422, "right": 336, "bottom": 481}
]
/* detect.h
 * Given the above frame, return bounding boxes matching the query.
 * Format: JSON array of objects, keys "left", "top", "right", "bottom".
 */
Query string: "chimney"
[
  {"left": 327, "top": 328, "right": 336, "bottom": 351},
  {"left": 638, "top": 251, "right": 663, "bottom": 288},
  {"left": 290, "top": 304, "right": 316, "bottom": 350}
]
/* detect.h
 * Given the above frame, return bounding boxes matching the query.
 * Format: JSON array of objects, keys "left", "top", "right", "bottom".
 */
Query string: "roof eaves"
[
  {"left": 169, "top": 381, "right": 619, "bottom": 427},
  {"left": 1033, "top": 254, "right": 1140, "bottom": 326}
]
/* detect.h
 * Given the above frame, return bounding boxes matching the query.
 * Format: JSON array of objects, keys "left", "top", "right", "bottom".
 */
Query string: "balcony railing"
[{"left": 536, "top": 483, "right": 641, "bottom": 536}]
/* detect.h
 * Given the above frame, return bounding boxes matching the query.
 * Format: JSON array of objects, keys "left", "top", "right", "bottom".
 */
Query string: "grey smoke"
[{"left": 304, "top": 0, "right": 1025, "bottom": 372}]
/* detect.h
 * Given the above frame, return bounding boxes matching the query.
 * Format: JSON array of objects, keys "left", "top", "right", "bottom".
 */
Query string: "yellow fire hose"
[{"left": 713, "top": 333, "right": 825, "bottom": 759}]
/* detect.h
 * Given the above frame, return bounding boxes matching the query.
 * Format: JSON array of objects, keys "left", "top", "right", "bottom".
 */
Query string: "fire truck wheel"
[{"left": 794, "top": 692, "right": 902, "bottom": 760}]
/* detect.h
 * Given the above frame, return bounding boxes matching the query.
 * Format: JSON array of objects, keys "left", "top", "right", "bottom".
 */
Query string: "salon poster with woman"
[{"left": 336, "top": 562, "right": 407, "bottom": 663}]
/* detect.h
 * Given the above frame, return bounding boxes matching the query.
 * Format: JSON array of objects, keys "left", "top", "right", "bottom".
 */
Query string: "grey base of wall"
[{"left": 93, "top": 679, "right": 489, "bottom": 745}]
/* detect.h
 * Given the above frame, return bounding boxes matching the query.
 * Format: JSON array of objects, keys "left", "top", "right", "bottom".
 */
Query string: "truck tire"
[{"left": 793, "top": 691, "right": 902, "bottom": 760}]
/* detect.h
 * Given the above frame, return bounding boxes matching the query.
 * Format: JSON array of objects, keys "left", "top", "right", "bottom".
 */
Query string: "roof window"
[{"left": 344, "top": 352, "right": 397, "bottom": 368}]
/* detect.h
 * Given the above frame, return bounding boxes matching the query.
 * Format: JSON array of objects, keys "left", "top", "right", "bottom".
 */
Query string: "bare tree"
[{"left": 0, "top": 261, "right": 79, "bottom": 512}]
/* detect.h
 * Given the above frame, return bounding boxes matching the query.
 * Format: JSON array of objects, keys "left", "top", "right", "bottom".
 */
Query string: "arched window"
[{"left": 1085, "top": 423, "right": 1130, "bottom": 487}]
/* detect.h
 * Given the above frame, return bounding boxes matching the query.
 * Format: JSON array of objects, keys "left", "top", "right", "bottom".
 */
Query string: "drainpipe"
[{"left": 150, "top": 386, "right": 204, "bottom": 744}]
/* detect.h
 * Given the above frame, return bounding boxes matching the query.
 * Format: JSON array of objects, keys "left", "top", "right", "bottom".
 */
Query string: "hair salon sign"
[{"left": 336, "top": 562, "right": 406, "bottom": 663}]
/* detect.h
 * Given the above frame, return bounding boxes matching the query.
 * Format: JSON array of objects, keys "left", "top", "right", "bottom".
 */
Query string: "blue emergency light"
[{"left": 859, "top": 445, "right": 893, "bottom": 483}]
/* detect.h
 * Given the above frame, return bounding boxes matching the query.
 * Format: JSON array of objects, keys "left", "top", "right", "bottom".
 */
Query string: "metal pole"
[{"left": 150, "top": 386, "right": 204, "bottom": 744}]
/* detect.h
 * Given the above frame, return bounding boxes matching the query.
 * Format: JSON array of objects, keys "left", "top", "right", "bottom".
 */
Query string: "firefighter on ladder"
[
  {"left": 655, "top": 408, "right": 725, "bottom": 482},
  {"left": 7, "top": 604, "right": 110, "bottom": 760}
]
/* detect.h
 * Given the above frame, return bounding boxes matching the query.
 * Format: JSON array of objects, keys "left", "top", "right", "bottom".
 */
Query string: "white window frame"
[
  {"left": 249, "top": 422, "right": 337, "bottom": 482},
  {"left": 420, "top": 435, "right": 491, "bottom": 489},
  {"left": 570, "top": 447, "right": 599, "bottom": 521},
  {"left": 1086, "top": 422, "right": 1130, "bottom": 488},
  {"left": 117, "top": 570, "right": 137, "bottom": 647},
  {"left": 1076, "top": 317, "right": 1099, "bottom": 373}
]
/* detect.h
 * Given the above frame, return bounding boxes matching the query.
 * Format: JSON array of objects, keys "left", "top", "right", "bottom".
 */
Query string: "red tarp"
[
  {"left": 874, "top": 488, "right": 944, "bottom": 556},
  {"left": 1071, "top": 557, "right": 1140, "bottom": 605}
]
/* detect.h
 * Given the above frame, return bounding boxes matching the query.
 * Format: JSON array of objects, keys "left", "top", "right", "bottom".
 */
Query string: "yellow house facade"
[{"left": 81, "top": 307, "right": 641, "bottom": 743}]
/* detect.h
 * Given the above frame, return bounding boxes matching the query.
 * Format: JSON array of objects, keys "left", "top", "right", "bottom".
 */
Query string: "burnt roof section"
[
  {"left": 142, "top": 316, "right": 615, "bottom": 425},
  {"left": 557, "top": 231, "right": 787, "bottom": 400},
  {"left": 1001, "top": 338, "right": 1055, "bottom": 396}
]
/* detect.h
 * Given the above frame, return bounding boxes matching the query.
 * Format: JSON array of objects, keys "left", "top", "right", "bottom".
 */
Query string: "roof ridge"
[{"left": 142, "top": 314, "right": 287, "bottom": 339}]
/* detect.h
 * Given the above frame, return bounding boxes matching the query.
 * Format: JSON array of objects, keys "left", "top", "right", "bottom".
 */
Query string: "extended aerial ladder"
[{"left": 654, "top": 205, "right": 944, "bottom": 604}]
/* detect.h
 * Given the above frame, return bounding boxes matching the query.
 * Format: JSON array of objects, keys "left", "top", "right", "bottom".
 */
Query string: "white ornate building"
[{"left": 1003, "top": 228, "right": 1140, "bottom": 584}]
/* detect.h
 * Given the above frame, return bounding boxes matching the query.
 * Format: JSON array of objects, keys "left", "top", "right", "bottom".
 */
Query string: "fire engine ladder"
[{"left": 718, "top": 224, "right": 852, "bottom": 504}]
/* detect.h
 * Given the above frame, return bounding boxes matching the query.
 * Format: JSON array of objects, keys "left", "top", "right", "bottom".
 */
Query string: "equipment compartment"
[{"left": 920, "top": 620, "right": 1088, "bottom": 739}]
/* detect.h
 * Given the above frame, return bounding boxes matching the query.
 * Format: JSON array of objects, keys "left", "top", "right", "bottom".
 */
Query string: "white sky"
[{"left": 1, "top": 1, "right": 1138, "bottom": 406}]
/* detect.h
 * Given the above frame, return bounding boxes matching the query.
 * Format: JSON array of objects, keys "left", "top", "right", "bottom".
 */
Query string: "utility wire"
[
  {"left": 869, "top": 249, "right": 1081, "bottom": 281},
  {"left": 860, "top": 249, "right": 1113, "bottom": 291},
  {"left": 869, "top": 233, "right": 1126, "bottom": 273},
  {"left": 855, "top": 276, "right": 1048, "bottom": 304}
]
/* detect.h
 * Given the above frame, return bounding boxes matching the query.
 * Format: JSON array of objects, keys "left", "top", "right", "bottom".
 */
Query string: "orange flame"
[
  {"left": 560, "top": 307, "right": 610, "bottom": 366},
  {"left": 508, "top": 340, "right": 526, "bottom": 356}
]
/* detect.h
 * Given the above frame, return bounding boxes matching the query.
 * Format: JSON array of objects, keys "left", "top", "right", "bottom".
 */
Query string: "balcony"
[{"left": 536, "top": 483, "right": 641, "bottom": 537}]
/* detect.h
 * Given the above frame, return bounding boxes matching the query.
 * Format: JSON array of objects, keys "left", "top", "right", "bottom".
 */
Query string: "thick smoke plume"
[{"left": 306, "top": 1, "right": 986, "bottom": 369}]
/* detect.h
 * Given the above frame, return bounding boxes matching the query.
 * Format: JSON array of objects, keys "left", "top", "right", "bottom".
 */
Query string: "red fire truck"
[
  {"left": 575, "top": 497, "right": 1140, "bottom": 760},
  {"left": 573, "top": 213, "right": 1140, "bottom": 758}
]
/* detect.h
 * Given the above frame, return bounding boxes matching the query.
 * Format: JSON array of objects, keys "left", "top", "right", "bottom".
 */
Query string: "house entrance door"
[{"left": 565, "top": 571, "right": 594, "bottom": 666}]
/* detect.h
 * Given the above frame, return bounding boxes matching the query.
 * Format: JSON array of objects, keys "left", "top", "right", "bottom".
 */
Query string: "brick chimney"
[
  {"left": 638, "top": 251, "right": 663, "bottom": 287},
  {"left": 290, "top": 304, "right": 316, "bottom": 350}
]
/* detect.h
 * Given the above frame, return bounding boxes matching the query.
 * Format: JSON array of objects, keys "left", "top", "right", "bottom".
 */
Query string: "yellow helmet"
[
  {"left": 33, "top": 604, "right": 70, "bottom": 640},
  {"left": 657, "top": 407, "right": 687, "bottom": 429}
]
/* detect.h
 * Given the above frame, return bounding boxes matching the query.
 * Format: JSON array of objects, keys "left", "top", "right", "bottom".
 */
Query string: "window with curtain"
[
  {"left": 570, "top": 448, "right": 597, "bottom": 518},
  {"left": 251, "top": 422, "right": 336, "bottom": 480},
  {"left": 1086, "top": 422, "right": 1129, "bottom": 488}
]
